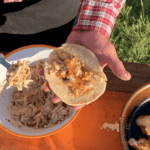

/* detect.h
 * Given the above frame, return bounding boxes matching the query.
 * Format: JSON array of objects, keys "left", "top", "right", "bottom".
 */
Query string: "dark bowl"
[{"left": 119, "top": 83, "right": 150, "bottom": 150}]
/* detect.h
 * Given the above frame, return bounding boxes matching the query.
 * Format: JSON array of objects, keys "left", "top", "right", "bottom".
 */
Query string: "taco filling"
[
  {"left": 48, "top": 51, "right": 104, "bottom": 97},
  {"left": 6, "top": 60, "right": 33, "bottom": 91},
  {"left": 7, "top": 60, "right": 73, "bottom": 129}
]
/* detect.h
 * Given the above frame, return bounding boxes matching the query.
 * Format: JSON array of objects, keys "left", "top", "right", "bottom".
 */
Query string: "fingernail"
[
  {"left": 43, "top": 86, "right": 50, "bottom": 92},
  {"left": 51, "top": 95, "right": 61, "bottom": 103},
  {"left": 120, "top": 72, "right": 131, "bottom": 80}
]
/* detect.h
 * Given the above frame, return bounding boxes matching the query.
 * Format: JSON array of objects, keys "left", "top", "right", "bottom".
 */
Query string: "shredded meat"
[
  {"left": 7, "top": 60, "right": 73, "bottom": 129},
  {"left": 128, "top": 138, "right": 150, "bottom": 150},
  {"left": 6, "top": 60, "right": 33, "bottom": 91}
]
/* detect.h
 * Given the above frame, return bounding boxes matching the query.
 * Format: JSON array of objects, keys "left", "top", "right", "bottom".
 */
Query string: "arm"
[{"left": 73, "top": 0, "right": 126, "bottom": 39}]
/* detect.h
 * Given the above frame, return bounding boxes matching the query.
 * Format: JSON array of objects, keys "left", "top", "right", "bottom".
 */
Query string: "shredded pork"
[
  {"left": 6, "top": 60, "right": 33, "bottom": 91},
  {"left": 7, "top": 60, "right": 73, "bottom": 129}
]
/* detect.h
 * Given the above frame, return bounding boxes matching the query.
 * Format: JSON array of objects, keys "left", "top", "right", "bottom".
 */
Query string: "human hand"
[
  {"left": 66, "top": 31, "right": 131, "bottom": 80},
  {"left": 46, "top": 30, "right": 131, "bottom": 109}
]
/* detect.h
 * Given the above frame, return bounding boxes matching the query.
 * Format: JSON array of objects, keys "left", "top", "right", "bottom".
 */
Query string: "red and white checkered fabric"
[{"left": 73, "top": 0, "right": 126, "bottom": 39}]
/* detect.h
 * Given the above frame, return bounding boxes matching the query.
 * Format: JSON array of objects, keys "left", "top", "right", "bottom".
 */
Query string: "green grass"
[{"left": 109, "top": 0, "right": 150, "bottom": 63}]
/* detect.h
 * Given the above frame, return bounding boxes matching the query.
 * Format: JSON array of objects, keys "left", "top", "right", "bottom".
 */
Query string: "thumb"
[
  {"left": 108, "top": 59, "right": 131, "bottom": 81},
  {"left": 105, "top": 45, "right": 131, "bottom": 81}
]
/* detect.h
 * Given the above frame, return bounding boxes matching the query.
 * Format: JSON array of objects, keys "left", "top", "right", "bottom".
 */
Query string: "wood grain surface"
[{"left": 104, "top": 61, "right": 150, "bottom": 93}]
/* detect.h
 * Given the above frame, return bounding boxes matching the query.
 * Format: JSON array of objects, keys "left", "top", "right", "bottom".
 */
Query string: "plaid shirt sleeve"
[{"left": 73, "top": 0, "right": 126, "bottom": 39}]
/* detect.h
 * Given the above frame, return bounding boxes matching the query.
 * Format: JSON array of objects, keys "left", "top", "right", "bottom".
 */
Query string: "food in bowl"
[
  {"left": 128, "top": 137, "right": 150, "bottom": 150},
  {"left": 6, "top": 60, "right": 33, "bottom": 91},
  {"left": 136, "top": 115, "right": 150, "bottom": 136},
  {"left": 44, "top": 43, "right": 107, "bottom": 106},
  {"left": 128, "top": 115, "right": 150, "bottom": 150},
  {"left": 7, "top": 60, "right": 73, "bottom": 129}
]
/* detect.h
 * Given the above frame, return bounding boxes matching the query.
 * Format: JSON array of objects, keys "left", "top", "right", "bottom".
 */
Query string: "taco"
[{"left": 44, "top": 43, "right": 107, "bottom": 106}]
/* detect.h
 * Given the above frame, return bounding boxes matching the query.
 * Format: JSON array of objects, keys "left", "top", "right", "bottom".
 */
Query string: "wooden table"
[{"left": 0, "top": 48, "right": 149, "bottom": 150}]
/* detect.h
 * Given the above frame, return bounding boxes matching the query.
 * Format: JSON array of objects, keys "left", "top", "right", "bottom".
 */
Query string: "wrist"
[{"left": 82, "top": 31, "right": 109, "bottom": 48}]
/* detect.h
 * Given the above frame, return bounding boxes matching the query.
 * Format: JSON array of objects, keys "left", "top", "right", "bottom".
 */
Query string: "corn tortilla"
[{"left": 44, "top": 43, "right": 107, "bottom": 106}]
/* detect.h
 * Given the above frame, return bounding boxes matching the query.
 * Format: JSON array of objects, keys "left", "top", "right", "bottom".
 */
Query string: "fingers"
[
  {"left": 51, "top": 95, "right": 62, "bottom": 103},
  {"left": 107, "top": 58, "right": 131, "bottom": 80},
  {"left": 104, "top": 43, "right": 131, "bottom": 81},
  {"left": 39, "top": 68, "right": 44, "bottom": 76},
  {"left": 0, "top": 53, "right": 4, "bottom": 58},
  {"left": 51, "top": 95, "right": 85, "bottom": 110},
  {"left": 43, "top": 86, "right": 50, "bottom": 92},
  {"left": 42, "top": 79, "right": 86, "bottom": 109},
  {"left": 72, "top": 104, "right": 86, "bottom": 110}
]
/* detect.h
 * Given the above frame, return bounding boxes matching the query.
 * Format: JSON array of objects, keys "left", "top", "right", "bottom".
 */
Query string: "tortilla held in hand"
[{"left": 44, "top": 43, "right": 107, "bottom": 106}]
